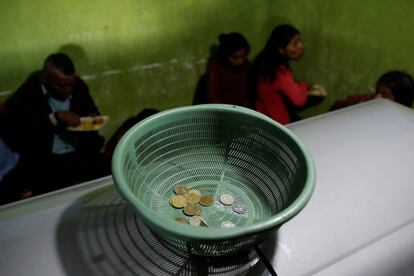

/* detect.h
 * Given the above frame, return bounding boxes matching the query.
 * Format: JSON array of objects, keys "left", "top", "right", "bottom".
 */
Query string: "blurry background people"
[
  {"left": 0, "top": 137, "right": 28, "bottom": 204},
  {"left": 252, "top": 24, "right": 325, "bottom": 124},
  {"left": 0, "top": 102, "right": 30, "bottom": 204},
  {"left": 194, "top": 32, "right": 254, "bottom": 108},
  {"left": 3, "top": 53, "right": 110, "bottom": 196},
  {"left": 330, "top": 70, "right": 414, "bottom": 110},
  {"left": 0, "top": 138, "right": 19, "bottom": 186}
]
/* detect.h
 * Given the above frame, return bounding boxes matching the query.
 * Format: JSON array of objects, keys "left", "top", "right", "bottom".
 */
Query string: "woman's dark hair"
[
  {"left": 43, "top": 53, "right": 75, "bottom": 74},
  {"left": 217, "top": 32, "right": 250, "bottom": 60},
  {"left": 376, "top": 70, "right": 414, "bottom": 107},
  {"left": 252, "top": 24, "right": 300, "bottom": 82}
]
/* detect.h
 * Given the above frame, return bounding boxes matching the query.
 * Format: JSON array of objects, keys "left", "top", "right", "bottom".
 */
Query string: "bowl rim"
[{"left": 112, "top": 104, "right": 316, "bottom": 240}]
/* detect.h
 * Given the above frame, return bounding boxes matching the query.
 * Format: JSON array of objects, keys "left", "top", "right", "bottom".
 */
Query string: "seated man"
[{"left": 3, "top": 53, "right": 111, "bottom": 195}]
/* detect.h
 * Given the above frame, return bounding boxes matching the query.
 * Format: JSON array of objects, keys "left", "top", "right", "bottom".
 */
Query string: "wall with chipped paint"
[
  {"left": 280, "top": 0, "right": 414, "bottom": 118},
  {"left": 1, "top": 1, "right": 414, "bottom": 143},
  {"left": 0, "top": 1, "right": 277, "bottom": 141}
]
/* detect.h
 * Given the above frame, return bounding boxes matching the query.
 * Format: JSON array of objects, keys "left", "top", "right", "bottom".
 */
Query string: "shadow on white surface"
[{"left": 56, "top": 185, "right": 278, "bottom": 275}]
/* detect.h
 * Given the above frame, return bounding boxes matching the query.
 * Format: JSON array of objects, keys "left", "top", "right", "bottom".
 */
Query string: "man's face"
[{"left": 43, "top": 66, "right": 76, "bottom": 101}]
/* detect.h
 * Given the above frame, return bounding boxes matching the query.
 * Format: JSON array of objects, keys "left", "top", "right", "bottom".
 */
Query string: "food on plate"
[{"left": 67, "top": 116, "right": 108, "bottom": 131}]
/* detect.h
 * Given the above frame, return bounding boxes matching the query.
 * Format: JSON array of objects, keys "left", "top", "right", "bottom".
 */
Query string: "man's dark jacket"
[{"left": 3, "top": 71, "right": 104, "bottom": 181}]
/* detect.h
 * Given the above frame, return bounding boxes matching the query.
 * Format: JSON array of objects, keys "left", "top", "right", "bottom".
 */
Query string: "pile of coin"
[
  {"left": 170, "top": 185, "right": 213, "bottom": 227},
  {"left": 219, "top": 193, "right": 247, "bottom": 214}
]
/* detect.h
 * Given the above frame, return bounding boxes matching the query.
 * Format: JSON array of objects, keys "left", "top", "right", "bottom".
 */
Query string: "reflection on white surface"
[{"left": 277, "top": 242, "right": 292, "bottom": 259}]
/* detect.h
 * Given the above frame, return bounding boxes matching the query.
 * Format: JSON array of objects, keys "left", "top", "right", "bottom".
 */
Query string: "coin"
[
  {"left": 170, "top": 195, "right": 187, "bottom": 208},
  {"left": 221, "top": 221, "right": 235, "bottom": 228},
  {"left": 189, "top": 215, "right": 202, "bottom": 226},
  {"left": 199, "top": 195, "right": 214, "bottom": 206},
  {"left": 232, "top": 201, "right": 247, "bottom": 214},
  {"left": 175, "top": 216, "right": 189, "bottom": 224},
  {"left": 183, "top": 204, "right": 202, "bottom": 216},
  {"left": 186, "top": 193, "right": 201, "bottom": 205},
  {"left": 219, "top": 194, "right": 234, "bottom": 205},
  {"left": 188, "top": 189, "right": 202, "bottom": 196},
  {"left": 174, "top": 185, "right": 188, "bottom": 195}
]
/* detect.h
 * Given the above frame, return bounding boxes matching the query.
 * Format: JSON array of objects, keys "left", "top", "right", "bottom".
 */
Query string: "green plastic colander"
[{"left": 112, "top": 104, "right": 315, "bottom": 256}]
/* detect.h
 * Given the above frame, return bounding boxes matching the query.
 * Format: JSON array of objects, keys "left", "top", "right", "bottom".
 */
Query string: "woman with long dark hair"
[{"left": 253, "top": 24, "right": 321, "bottom": 124}]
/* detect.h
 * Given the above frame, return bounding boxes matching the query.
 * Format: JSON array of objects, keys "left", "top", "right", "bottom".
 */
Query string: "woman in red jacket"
[{"left": 253, "top": 24, "right": 322, "bottom": 124}]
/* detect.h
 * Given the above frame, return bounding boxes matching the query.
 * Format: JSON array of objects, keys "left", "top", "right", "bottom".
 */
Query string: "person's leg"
[
  {"left": 50, "top": 151, "right": 111, "bottom": 187},
  {"left": 0, "top": 161, "right": 33, "bottom": 204},
  {"left": 80, "top": 152, "right": 111, "bottom": 180},
  {"left": 49, "top": 152, "right": 87, "bottom": 190},
  {"left": 0, "top": 174, "right": 21, "bottom": 205}
]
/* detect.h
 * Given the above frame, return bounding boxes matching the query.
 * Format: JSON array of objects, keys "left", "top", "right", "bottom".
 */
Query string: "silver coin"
[
  {"left": 232, "top": 201, "right": 247, "bottom": 214},
  {"left": 219, "top": 194, "right": 234, "bottom": 205},
  {"left": 221, "top": 221, "right": 235, "bottom": 228},
  {"left": 189, "top": 215, "right": 202, "bottom": 226}
]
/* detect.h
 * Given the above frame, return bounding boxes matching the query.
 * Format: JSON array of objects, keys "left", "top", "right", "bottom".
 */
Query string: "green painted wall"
[
  {"left": 0, "top": 0, "right": 276, "bottom": 141},
  {"left": 279, "top": 0, "right": 414, "bottom": 118},
  {"left": 1, "top": 1, "right": 414, "bottom": 142}
]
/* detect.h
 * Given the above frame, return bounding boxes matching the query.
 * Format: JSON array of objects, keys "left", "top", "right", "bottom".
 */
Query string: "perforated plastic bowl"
[{"left": 112, "top": 104, "right": 315, "bottom": 256}]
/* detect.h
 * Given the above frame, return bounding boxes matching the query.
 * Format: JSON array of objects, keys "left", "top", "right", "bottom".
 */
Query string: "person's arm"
[
  {"left": 3, "top": 82, "right": 53, "bottom": 153},
  {"left": 54, "top": 111, "right": 80, "bottom": 127},
  {"left": 329, "top": 94, "right": 375, "bottom": 111},
  {"left": 274, "top": 66, "right": 309, "bottom": 107},
  {"left": 71, "top": 77, "right": 105, "bottom": 151}
]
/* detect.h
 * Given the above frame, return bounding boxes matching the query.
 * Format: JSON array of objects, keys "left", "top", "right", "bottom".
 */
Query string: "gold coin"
[
  {"left": 188, "top": 189, "right": 202, "bottom": 196},
  {"left": 175, "top": 216, "right": 189, "bottom": 224},
  {"left": 174, "top": 185, "right": 188, "bottom": 195},
  {"left": 170, "top": 195, "right": 187, "bottom": 208},
  {"left": 199, "top": 195, "right": 214, "bottom": 207},
  {"left": 183, "top": 204, "right": 202, "bottom": 216},
  {"left": 186, "top": 193, "right": 201, "bottom": 205}
]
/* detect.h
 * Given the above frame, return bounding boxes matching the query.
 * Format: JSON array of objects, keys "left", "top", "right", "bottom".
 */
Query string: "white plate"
[
  {"left": 308, "top": 85, "right": 327, "bottom": 97},
  {"left": 67, "top": 116, "right": 109, "bottom": 132}
]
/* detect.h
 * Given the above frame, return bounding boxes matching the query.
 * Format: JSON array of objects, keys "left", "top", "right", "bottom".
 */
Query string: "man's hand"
[{"left": 56, "top": 111, "right": 80, "bottom": 127}]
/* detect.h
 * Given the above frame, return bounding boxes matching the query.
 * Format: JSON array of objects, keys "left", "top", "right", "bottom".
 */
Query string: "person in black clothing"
[{"left": 3, "top": 53, "right": 111, "bottom": 196}]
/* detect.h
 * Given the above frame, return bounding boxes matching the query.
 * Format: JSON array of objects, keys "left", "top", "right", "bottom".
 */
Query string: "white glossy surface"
[
  {"left": 0, "top": 178, "right": 110, "bottom": 276},
  {"left": 273, "top": 99, "right": 414, "bottom": 275},
  {"left": 1, "top": 99, "right": 414, "bottom": 275}
]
